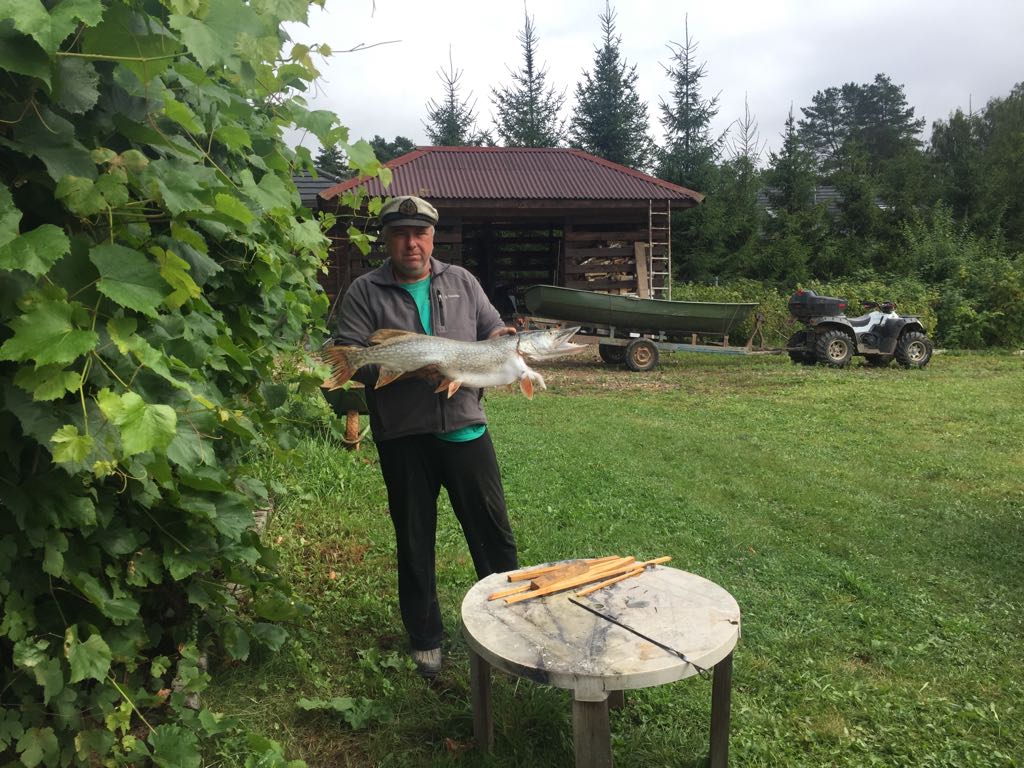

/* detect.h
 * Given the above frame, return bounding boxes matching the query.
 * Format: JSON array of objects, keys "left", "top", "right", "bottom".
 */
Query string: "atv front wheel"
[
  {"left": 815, "top": 329, "right": 855, "bottom": 367},
  {"left": 895, "top": 331, "right": 933, "bottom": 368}
]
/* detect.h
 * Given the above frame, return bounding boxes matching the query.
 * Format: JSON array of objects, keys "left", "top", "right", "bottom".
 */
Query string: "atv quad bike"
[{"left": 786, "top": 289, "right": 934, "bottom": 369}]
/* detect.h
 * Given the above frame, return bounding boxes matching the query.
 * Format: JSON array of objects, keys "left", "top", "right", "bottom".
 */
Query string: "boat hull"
[{"left": 523, "top": 285, "right": 757, "bottom": 336}]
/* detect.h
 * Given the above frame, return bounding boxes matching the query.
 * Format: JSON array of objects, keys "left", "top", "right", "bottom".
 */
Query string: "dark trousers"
[{"left": 376, "top": 432, "right": 519, "bottom": 650}]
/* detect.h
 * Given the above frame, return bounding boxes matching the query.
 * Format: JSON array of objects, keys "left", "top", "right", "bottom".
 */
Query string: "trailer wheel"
[
  {"left": 598, "top": 343, "right": 626, "bottom": 364},
  {"left": 625, "top": 339, "right": 659, "bottom": 371}
]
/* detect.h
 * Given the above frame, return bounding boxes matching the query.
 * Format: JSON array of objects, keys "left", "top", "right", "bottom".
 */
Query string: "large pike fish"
[{"left": 322, "top": 326, "right": 583, "bottom": 399}]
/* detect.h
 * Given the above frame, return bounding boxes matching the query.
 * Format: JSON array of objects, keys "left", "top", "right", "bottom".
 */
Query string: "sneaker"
[{"left": 411, "top": 647, "right": 442, "bottom": 678}]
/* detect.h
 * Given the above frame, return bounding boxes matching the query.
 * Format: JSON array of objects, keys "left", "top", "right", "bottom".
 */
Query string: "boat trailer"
[{"left": 515, "top": 312, "right": 776, "bottom": 371}]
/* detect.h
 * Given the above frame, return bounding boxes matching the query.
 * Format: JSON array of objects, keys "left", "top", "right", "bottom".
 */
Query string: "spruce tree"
[
  {"left": 569, "top": 2, "right": 654, "bottom": 169},
  {"left": 491, "top": 11, "right": 567, "bottom": 147},
  {"left": 368, "top": 135, "right": 416, "bottom": 164},
  {"left": 655, "top": 16, "right": 726, "bottom": 280},
  {"left": 760, "top": 109, "right": 836, "bottom": 281},
  {"left": 656, "top": 15, "right": 724, "bottom": 190},
  {"left": 314, "top": 144, "right": 347, "bottom": 178},
  {"left": 424, "top": 50, "right": 487, "bottom": 146}
]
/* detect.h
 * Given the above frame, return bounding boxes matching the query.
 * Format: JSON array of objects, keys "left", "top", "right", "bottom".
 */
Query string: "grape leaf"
[
  {"left": 155, "top": 247, "right": 201, "bottom": 309},
  {"left": 149, "top": 724, "right": 201, "bottom": 768},
  {"left": 212, "top": 124, "right": 251, "bottom": 151},
  {"left": 98, "top": 391, "right": 176, "bottom": 457},
  {"left": 0, "top": 185, "right": 19, "bottom": 245},
  {"left": 0, "top": 0, "right": 103, "bottom": 53},
  {"left": 50, "top": 425, "right": 94, "bottom": 463},
  {"left": 0, "top": 224, "right": 71, "bottom": 276},
  {"left": 0, "top": 298, "right": 98, "bottom": 365},
  {"left": 0, "top": 21, "right": 51, "bottom": 86},
  {"left": 14, "top": 364, "right": 81, "bottom": 401},
  {"left": 213, "top": 193, "right": 253, "bottom": 226},
  {"left": 162, "top": 94, "right": 204, "bottom": 134},
  {"left": 33, "top": 657, "right": 64, "bottom": 704},
  {"left": 168, "top": 0, "right": 266, "bottom": 70},
  {"left": 90, "top": 243, "right": 169, "bottom": 317},
  {"left": 66, "top": 628, "right": 112, "bottom": 683},
  {"left": 55, "top": 57, "right": 100, "bottom": 114},
  {"left": 56, "top": 176, "right": 106, "bottom": 216},
  {"left": 81, "top": 1, "right": 178, "bottom": 83},
  {"left": 345, "top": 139, "right": 381, "bottom": 177},
  {"left": 16, "top": 726, "right": 59, "bottom": 768}
]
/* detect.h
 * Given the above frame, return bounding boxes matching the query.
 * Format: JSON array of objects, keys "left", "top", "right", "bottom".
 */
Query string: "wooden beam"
[
  {"left": 565, "top": 246, "right": 636, "bottom": 259},
  {"left": 563, "top": 262, "right": 634, "bottom": 275}
]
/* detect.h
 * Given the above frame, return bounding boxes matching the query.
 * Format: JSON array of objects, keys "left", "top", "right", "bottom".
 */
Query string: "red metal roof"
[{"left": 318, "top": 146, "right": 703, "bottom": 204}]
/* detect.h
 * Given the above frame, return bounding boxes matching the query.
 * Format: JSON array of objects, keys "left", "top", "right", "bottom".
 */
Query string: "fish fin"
[
  {"left": 368, "top": 328, "right": 420, "bottom": 345},
  {"left": 433, "top": 378, "right": 451, "bottom": 394},
  {"left": 519, "top": 376, "right": 534, "bottom": 400},
  {"left": 375, "top": 368, "right": 404, "bottom": 388},
  {"left": 446, "top": 380, "right": 463, "bottom": 398},
  {"left": 320, "top": 346, "right": 358, "bottom": 390}
]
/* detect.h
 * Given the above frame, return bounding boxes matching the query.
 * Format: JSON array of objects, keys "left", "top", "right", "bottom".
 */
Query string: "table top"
[{"left": 461, "top": 564, "right": 741, "bottom": 702}]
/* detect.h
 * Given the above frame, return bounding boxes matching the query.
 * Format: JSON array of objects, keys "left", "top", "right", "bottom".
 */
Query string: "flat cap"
[{"left": 379, "top": 195, "right": 438, "bottom": 228}]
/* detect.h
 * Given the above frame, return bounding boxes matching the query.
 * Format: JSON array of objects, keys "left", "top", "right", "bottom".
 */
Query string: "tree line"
[{"left": 316, "top": 4, "right": 1023, "bottom": 348}]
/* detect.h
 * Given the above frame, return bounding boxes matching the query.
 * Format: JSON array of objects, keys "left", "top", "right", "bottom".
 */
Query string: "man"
[{"left": 333, "top": 195, "right": 519, "bottom": 677}]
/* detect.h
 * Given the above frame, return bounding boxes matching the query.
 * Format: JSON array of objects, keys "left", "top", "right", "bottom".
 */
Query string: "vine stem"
[
  {"left": 56, "top": 51, "right": 181, "bottom": 63},
  {"left": 107, "top": 675, "right": 156, "bottom": 734}
]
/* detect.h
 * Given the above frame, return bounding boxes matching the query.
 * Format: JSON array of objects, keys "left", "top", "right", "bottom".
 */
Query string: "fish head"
[{"left": 517, "top": 326, "right": 586, "bottom": 361}]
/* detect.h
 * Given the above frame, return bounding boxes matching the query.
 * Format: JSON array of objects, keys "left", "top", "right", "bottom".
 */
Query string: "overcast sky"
[{"left": 286, "top": 0, "right": 1023, "bottom": 165}]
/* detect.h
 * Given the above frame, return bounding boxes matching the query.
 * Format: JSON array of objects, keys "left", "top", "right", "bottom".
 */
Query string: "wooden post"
[
  {"left": 469, "top": 650, "right": 493, "bottom": 752},
  {"left": 709, "top": 652, "right": 733, "bottom": 768},
  {"left": 607, "top": 690, "right": 625, "bottom": 710},
  {"left": 344, "top": 410, "right": 361, "bottom": 451},
  {"left": 572, "top": 696, "right": 612, "bottom": 768}
]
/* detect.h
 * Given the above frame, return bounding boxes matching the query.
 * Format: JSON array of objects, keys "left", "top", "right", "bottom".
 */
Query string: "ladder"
[{"left": 647, "top": 200, "right": 672, "bottom": 300}]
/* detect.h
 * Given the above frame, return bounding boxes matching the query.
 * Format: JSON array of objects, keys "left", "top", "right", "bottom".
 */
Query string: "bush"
[{"left": 0, "top": 1, "right": 385, "bottom": 765}]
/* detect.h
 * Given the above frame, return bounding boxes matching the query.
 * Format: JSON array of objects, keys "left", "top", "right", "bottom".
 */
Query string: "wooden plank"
[
  {"left": 564, "top": 262, "right": 634, "bottom": 275},
  {"left": 565, "top": 246, "right": 635, "bottom": 259},
  {"left": 635, "top": 242, "right": 650, "bottom": 299},
  {"left": 565, "top": 230, "right": 649, "bottom": 242},
  {"left": 566, "top": 277, "right": 639, "bottom": 292}
]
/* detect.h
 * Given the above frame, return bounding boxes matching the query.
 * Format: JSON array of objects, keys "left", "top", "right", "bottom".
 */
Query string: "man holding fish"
[{"left": 329, "top": 196, "right": 582, "bottom": 677}]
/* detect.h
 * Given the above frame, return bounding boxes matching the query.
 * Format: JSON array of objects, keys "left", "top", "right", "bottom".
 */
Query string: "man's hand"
[{"left": 488, "top": 326, "right": 518, "bottom": 339}]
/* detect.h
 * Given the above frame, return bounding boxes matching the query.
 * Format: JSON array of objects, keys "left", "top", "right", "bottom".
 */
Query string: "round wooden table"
[{"left": 461, "top": 565, "right": 741, "bottom": 767}]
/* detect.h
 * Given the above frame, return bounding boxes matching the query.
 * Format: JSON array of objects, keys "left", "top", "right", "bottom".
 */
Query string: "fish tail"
[{"left": 320, "top": 345, "right": 360, "bottom": 390}]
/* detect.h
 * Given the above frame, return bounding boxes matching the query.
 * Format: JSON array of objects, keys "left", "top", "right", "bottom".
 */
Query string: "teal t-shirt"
[{"left": 397, "top": 277, "right": 485, "bottom": 443}]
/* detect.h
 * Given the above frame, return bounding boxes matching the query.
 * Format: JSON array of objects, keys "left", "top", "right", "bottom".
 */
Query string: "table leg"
[
  {"left": 709, "top": 652, "right": 733, "bottom": 768},
  {"left": 572, "top": 695, "right": 612, "bottom": 768},
  {"left": 469, "top": 649, "right": 493, "bottom": 752},
  {"left": 608, "top": 690, "right": 625, "bottom": 710}
]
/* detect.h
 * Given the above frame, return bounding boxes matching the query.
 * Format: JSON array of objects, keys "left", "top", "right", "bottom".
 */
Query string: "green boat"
[{"left": 523, "top": 284, "right": 758, "bottom": 336}]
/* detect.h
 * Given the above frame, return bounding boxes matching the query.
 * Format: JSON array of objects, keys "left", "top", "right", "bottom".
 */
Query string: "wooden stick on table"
[
  {"left": 574, "top": 557, "right": 672, "bottom": 597},
  {"left": 505, "top": 555, "right": 620, "bottom": 583},
  {"left": 503, "top": 557, "right": 638, "bottom": 604}
]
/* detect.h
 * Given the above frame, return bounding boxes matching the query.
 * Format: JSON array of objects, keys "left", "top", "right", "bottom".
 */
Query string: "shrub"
[{"left": 0, "top": 1, "right": 385, "bottom": 764}]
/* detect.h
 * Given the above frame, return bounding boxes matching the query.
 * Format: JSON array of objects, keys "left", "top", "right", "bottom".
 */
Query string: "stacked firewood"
[{"left": 487, "top": 555, "right": 671, "bottom": 604}]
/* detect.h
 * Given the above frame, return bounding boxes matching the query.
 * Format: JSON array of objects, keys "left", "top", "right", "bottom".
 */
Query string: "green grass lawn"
[{"left": 208, "top": 351, "right": 1023, "bottom": 767}]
